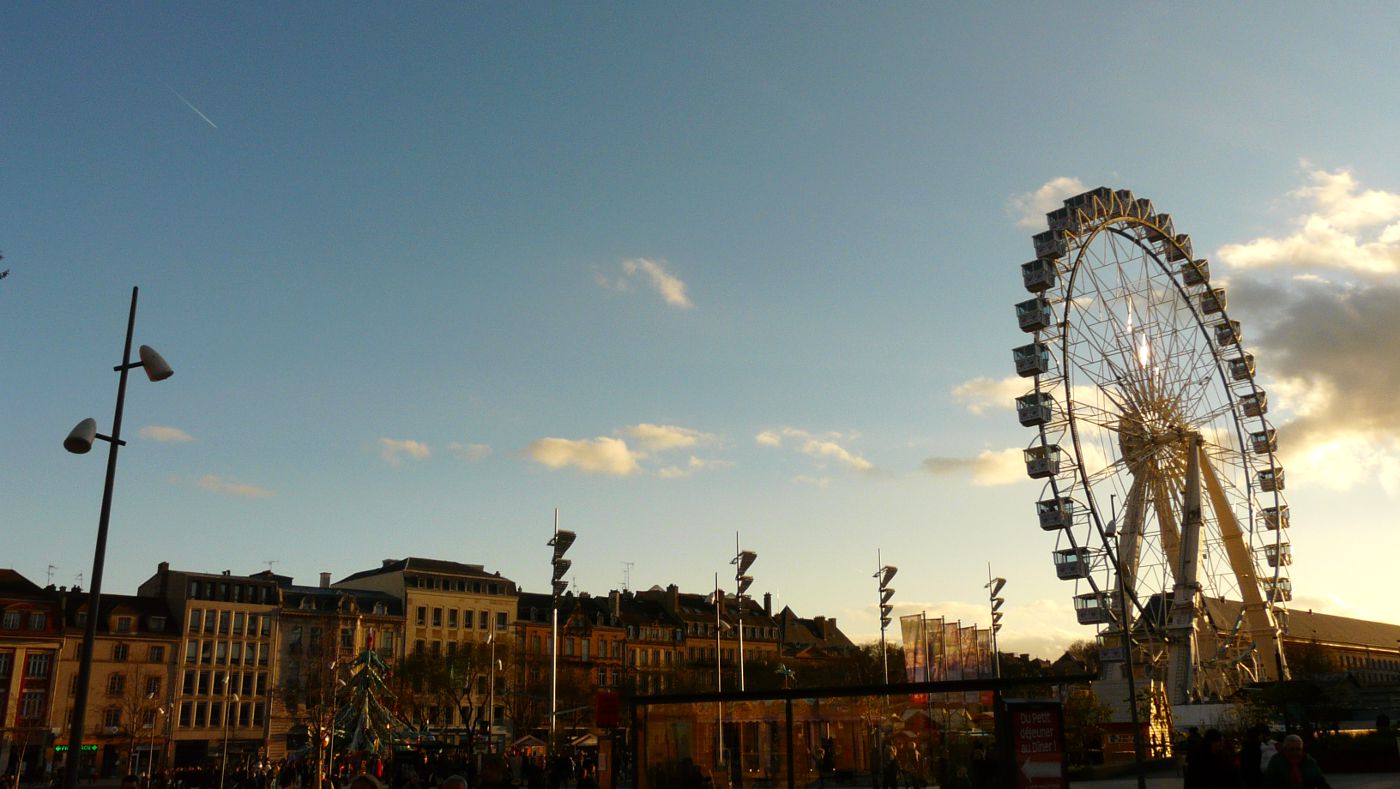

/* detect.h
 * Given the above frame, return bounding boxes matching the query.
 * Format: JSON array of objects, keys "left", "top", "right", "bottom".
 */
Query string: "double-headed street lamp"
[
  {"left": 874, "top": 556, "right": 897, "bottom": 684},
  {"left": 63, "top": 286, "right": 173, "bottom": 789},
  {"left": 547, "top": 510, "right": 575, "bottom": 747}
]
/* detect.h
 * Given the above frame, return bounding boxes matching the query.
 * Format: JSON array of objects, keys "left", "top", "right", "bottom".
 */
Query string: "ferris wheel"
[{"left": 1012, "top": 187, "right": 1292, "bottom": 705}]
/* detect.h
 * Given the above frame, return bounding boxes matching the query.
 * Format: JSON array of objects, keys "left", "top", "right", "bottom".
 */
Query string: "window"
[
  {"left": 447, "top": 609, "right": 458, "bottom": 628},
  {"left": 261, "top": 616, "right": 270, "bottom": 636},
  {"left": 103, "top": 708, "right": 122, "bottom": 728},
  {"left": 208, "top": 701, "right": 221, "bottom": 727},
  {"left": 141, "top": 708, "right": 158, "bottom": 728},
  {"left": 581, "top": 640, "right": 590, "bottom": 661},
  {"left": 0, "top": 653, "right": 10, "bottom": 678},
  {"left": 255, "top": 673, "right": 267, "bottom": 695},
  {"left": 496, "top": 612, "right": 508, "bottom": 631},
  {"left": 230, "top": 643, "right": 242, "bottom": 664},
  {"left": 115, "top": 616, "right": 132, "bottom": 634},
  {"left": 149, "top": 616, "right": 166, "bottom": 631},
  {"left": 194, "top": 702, "right": 207, "bottom": 727},
  {"left": 203, "top": 612, "right": 215, "bottom": 634},
  {"left": 478, "top": 611, "right": 488, "bottom": 629},
  {"left": 185, "top": 642, "right": 197, "bottom": 664},
  {"left": 374, "top": 603, "right": 387, "bottom": 615},
  {"left": 431, "top": 641, "right": 441, "bottom": 656},
  {"left": 183, "top": 671, "right": 196, "bottom": 695},
  {"left": 149, "top": 646, "right": 166, "bottom": 663},
  {"left": 107, "top": 673, "right": 126, "bottom": 695},
  {"left": 218, "top": 611, "right": 230, "bottom": 634},
  {"left": 20, "top": 690, "right": 45, "bottom": 720},
  {"left": 198, "top": 672, "right": 210, "bottom": 695},
  {"left": 233, "top": 612, "right": 245, "bottom": 635},
  {"left": 415, "top": 640, "right": 425, "bottom": 655},
  {"left": 416, "top": 607, "right": 426, "bottom": 626},
  {"left": 146, "top": 676, "right": 161, "bottom": 696},
  {"left": 216, "top": 642, "right": 228, "bottom": 665},
  {"left": 112, "top": 643, "right": 129, "bottom": 661},
  {"left": 463, "top": 610, "right": 474, "bottom": 629},
  {"left": 257, "top": 644, "right": 268, "bottom": 666},
  {"left": 432, "top": 608, "right": 443, "bottom": 627},
  {"left": 2, "top": 611, "right": 19, "bottom": 629},
  {"left": 25, "top": 653, "right": 52, "bottom": 678},
  {"left": 30, "top": 612, "right": 47, "bottom": 630},
  {"left": 565, "top": 638, "right": 574, "bottom": 657}
]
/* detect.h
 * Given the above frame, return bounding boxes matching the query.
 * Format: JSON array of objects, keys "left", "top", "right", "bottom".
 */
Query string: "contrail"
[{"left": 163, "top": 82, "right": 218, "bottom": 129}]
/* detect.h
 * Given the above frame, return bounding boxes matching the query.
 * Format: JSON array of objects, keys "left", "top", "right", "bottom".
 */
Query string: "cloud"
[
  {"left": 951, "top": 376, "right": 1026, "bottom": 416},
  {"left": 922, "top": 447, "right": 1025, "bottom": 486},
  {"left": 447, "top": 442, "right": 492, "bottom": 461},
  {"left": 138, "top": 425, "right": 194, "bottom": 443},
  {"left": 1008, "top": 176, "right": 1088, "bottom": 230},
  {"left": 657, "top": 455, "right": 735, "bottom": 479},
  {"left": 623, "top": 423, "right": 718, "bottom": 452},
  {"left": 379, "top": 438, "right": 431, "bottom": 466},
  {"left": 196, "top": 474, "right": 274, "bottom": 498},
  {"left": 600, "top": 257, "right": 693, "bottom": 308},
  {"left": 801, "top": 439, "right": 873, "bottom": 472},
  {"left": 755, "top": 430, "right": 783, "bottom": 447},
  {"left": 1219, "top": 166, "right": 1400, "bottom": 274},
  {"left": 526, "top": 436, "right": 639, "bottom": 476},
  {"left": 793, "top": 475, "right": 832, "bottom": 488}
]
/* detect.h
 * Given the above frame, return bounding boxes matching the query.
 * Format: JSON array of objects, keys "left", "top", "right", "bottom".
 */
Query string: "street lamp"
[
  {"left": 63, "top": 286, "right": 173, "bottom": 789},
  {"left": 486, "top": 633, "right": 498, "bottom": 752},
  {"left": 220, "top": 692, "right": 239, "bottom": 789},
  {"left": 986, "top": 573, "right": 1006, "bottom": 679},
  {"left": 874, "top": 555, "right": 896, "bottom": 684},
  {"left": 731, "top": 537, "right": 756, "bottom": 692},
  {"left": 143, "top": 706, "right": 165, "bottom": 789},
  {"left": 547, "top": 510, "right": 575, "bottom": 749}
]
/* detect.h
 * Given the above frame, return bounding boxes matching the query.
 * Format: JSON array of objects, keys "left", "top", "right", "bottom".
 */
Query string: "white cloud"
[
  {"left": 657, "top": 455, "right": 735, "bottom": 479},
  {"left": 138, "top": 425, "right": 194, "bottom": 443},
  {"left": 379, "top": 438, "right": 431, "bottom": 466},
  {"left": 755, "top": 430, "right": 783, "bottom": 447},
  {"left": 196, "top": 474, "right": 274, "bottom": 498},
  {"left": 793, "top": 475, "right": 832, "bottom": 488},
  {"left": 922, "top": 447, "right": 1025, "bottom": 486},
  {"left": 802, "top": 439, "right": 873, "bottom": 472},
  {"left": 951, "top": 376, "right": 1026, "bottom": 416},
  {"left": 1008, "top": 176, "right": 1088, "bottom": 230},
  {"left": 623, "top": 423, "right": 718, "bottom": 452},
  {"left": 1219, "top": 166, "right": 1400, "bottom": 274},
  {"left": 447, "top": 442, "right": 493, "bottom": 461},
  {"left": 526, "top": 436, "right": 639, "bottom": 476},
  {"left": 606, "top": 258, "right": 693, "bottom": 308}
]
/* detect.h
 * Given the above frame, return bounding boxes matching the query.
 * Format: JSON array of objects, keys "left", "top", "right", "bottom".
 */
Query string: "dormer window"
[{"left": 114, "top": 616, "right": 132, "bottom": 634}]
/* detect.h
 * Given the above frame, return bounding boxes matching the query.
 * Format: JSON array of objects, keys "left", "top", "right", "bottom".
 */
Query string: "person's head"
[{"left": 1282, "top": 734, "right": 1304, "bottom": 757}]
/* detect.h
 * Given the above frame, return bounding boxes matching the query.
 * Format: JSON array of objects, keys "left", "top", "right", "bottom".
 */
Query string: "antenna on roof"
[
  {"left": 621, "top": 561, "right": 634, "bottom": 591},
  {"left": 47, "top": 565, "right": 57, "bottom": 585},
  {"left": 263, "top": 559, "right": 279, "bottom": 572}
]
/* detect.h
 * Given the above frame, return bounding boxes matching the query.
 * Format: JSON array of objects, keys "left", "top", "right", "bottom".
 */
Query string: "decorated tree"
[{"left": 334, "top": 647, "right": 413, "bottom": 755}]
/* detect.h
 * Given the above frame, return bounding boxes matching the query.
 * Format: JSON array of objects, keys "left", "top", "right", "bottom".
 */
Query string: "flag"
[
  {"left": 944, "top": 620, "right": 962, "bottom": 680},
  {"left": 900, "top": 614, "right": 927, "bottom": 683},
  {"left": 927, "top": 617, "right": 945, "bottom": 681}
]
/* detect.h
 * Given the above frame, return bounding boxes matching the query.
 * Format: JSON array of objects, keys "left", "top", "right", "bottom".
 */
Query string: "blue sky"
[{"left": 5, "top": 4, "right": 1400, "bottom": 657}]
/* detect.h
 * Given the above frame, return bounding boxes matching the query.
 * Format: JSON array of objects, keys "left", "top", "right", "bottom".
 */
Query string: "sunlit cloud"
[
  {"left": 526, "top": 436, "right": 639, "bottom": 476},
  {"left": 138, "top": 425, "right": 194, "bottom": 443},
  {"left": 1219, "top": 166, "right": 1400, "bottom": 274},
  {"left": 623, "top": 423, "right": 718, "bottom": 452},
  {"left": 922, "top": 447, "right": 1025, "bottom": 486},
  {"left": 447, "top": 442, "right": 492, "bottom": 461},
  {"left": 596, "top": 257, "right": 695, "bottom": 308},
  {"left": 802, "top": 439, "right": 872, "bottom": 472},
  {"left": 657, "top": 455, "right": 735, "bottom": 479},
  {"left": 1008, "top": 176, "right": 1087, "bottom": 230},
  {"left": 793, "top": 475, "right": 832, "bottom": 488},
  {"left": 952, "top": 376, "right": 1025, "bottom": 416},
  {"left": 196, "top": 474, "right": 274, "bottom": 498},
  {"left": 379, "top": 438, "right": 431, "bottom": 466}
]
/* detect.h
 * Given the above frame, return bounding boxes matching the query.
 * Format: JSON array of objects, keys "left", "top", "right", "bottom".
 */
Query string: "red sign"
[
  {"left": 595, "top": 690, "right": 621, "bottom": 728},
  {"left": 1009, "top": 704, "right": 1067, "bottom": 789}
]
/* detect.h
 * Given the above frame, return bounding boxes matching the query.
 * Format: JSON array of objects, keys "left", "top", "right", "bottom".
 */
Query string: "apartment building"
[
  {"left": 0, "top": 570, "right": 63, "bottom": 781},
  {"left": 136, "top": 564, "right": 280, "bottom": 768}
]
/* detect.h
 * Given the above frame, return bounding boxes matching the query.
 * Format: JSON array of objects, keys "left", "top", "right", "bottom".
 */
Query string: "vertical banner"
[
  {"left": 927, "top": 617, "right": 945, "bottom": 682},
  {"left": 944, "top": 620, "right": 963, "bottom": 680},
  {"left": 960, "top": 625, "right": 977, "bottom": 682},
  {"left": 976, "top": 628, "right": 994, "bottom": 679},
  {"left": 900, "top": 614, "right": 926, "bottom": 683}
]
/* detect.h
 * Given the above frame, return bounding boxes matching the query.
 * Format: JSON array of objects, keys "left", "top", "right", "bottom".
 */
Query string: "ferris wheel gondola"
[{"left": 1013, "top": 187, "right": 1291, "bottom": 707}]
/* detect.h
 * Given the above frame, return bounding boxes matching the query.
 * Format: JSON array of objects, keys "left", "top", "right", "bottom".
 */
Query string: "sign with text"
[{"left": 1005, "top": 701, "right": 1068, "bottom": 789}]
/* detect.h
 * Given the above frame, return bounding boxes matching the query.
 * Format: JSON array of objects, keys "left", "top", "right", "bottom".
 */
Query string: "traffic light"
[
  {"left": 876, "top": 565, "right": 896, "bottom": 629},
  {"left": 549, "top": 529, "right": 576, "bottom": 599}
]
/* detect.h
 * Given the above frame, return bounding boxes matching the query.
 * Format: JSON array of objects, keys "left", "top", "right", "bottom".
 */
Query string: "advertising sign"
[{"left": 1002, "top": 700, "right": 1068, "bottom": 789}]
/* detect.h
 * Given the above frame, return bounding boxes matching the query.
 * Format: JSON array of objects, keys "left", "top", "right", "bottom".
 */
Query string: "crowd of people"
[{"left": 1183, "top": 726, "right": 1333, "bottom": 789}]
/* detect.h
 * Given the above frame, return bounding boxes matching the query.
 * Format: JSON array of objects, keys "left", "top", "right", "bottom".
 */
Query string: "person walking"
[{"left": 1263, "top": 735, "right": 1331, "bottom": 789}]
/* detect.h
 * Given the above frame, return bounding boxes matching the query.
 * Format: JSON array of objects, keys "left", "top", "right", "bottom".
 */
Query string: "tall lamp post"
[
  {"left": 220, "top": 693, "right": 239, "bottom": 789},
  {"left": 486, "top": 633, "right": 498, "bottom": 752},
  {"left": 986, "top": 573, "right": 1006, "bottom": 679},
  {"left": 63, "top": 286, "right": 173, "bottom": 789},
  {"left": 1107, "top": 494, "right": 1148, "bottom": 789},
  {"left": 731, "top": 537, "right": 756, "bottom": 692},
  {"left": 547, "top": 511, "right": 575, "bottom": 750},
  {"left": 874, "top": 555, "right": 896, "bottom": 684}
]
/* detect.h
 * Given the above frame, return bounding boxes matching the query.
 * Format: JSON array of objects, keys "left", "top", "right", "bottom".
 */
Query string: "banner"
[
  {"left": 900, "top": 614, "right": 927, "bottom": 683},
  {"left": 927, "top": 616, "right": 945, "bottom": 682},
  {"left": 944, "top": 620, "right": 963, "bottom": 680},
  {"left": 960, "top": 626, "right": 977, "bottom": 681},
  {"left": 976, "top": 628, "right": 994, "bottom": 679}
]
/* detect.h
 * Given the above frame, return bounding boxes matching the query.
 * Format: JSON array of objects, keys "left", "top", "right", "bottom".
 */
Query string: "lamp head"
[
  {"left": 139, "top": 345, "right": 174, "bottom": 382},
  {"left": 64, "top": 418, "right": 98, "bottom": 454}
]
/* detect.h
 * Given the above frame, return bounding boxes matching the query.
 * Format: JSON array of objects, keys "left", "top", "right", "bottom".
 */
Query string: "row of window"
[
  {"left": 188, "top": 579, "right": 276, "bottom": 605},
  {"left": 406, "top": 575, "right": 507, "bottom": 595},
  {"left": 110, "top": 643, "right": 166, "bottom": 663},
  {"left": 684, "top": 621, "right": 778, "bottom": 640},
  {"left": 187, "top": 609, "right": 273, "bottom": 638},
  {"left": 1, "top": 610, "right": 48, "bottom": 631},
  {"left": 525, "top": 634, "right": 625, "bottom": 660},
  {"left": 0, "top": 651, "right": 55, "bottom": 679},
  {"left": 183, "top": 639, "right": 270, "bottom": 667},
  {"left": 177, "top": 699, "right": 265, "bottom": 729},
  {"left": 100, "top": 672, "right": 161, "bottom": 697},
  {"left": 415, "top": 606, "right": 509, "bottom": 631},
  {"left": 180, "top": 669, "right": 268, "bottom": 698}
]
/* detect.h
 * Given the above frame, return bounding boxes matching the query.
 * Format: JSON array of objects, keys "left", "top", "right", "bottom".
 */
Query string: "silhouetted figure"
[{"left": 1264, "top": 735, "right": 1331, "bottom": 789}]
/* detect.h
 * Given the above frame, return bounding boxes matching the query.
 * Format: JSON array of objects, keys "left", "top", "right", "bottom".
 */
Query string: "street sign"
[{"left": 999, "top": 700, "right": 1068, "bottom": 789}]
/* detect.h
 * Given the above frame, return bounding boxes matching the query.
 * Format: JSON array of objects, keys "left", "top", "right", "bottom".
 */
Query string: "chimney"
[
  {"left": 158, "top": 561, "right": 170, "bottom": 596},
  {"left": 763, "top": 592, "right": 772, "bottom": 617},
  {"left": 320, "top": 572, "right": 331, "bottom": 589},
  {"left": 609, "top": 590, "right": 621, "bottom": 618},
  {"left": 666, "top": 584, "right": 679, "bottom": 611}
]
